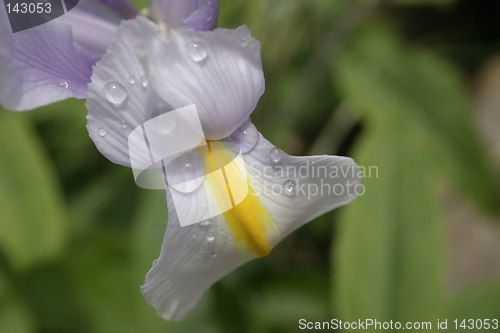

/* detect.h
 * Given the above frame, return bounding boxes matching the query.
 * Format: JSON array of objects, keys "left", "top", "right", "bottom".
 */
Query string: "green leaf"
[
  {"left": 130, "top": 0, "right": 148, "bottom": 11},
  {"left": 331, "top": 26, "right": 454, "bottom": 328},
  {"left": 0, "top": 111, "right": 67, "bottom": 270},
  {"left": 0, "top": 272, "right": 35, "bottom": 333},
  {"left": 332, "top": 115, "right": 446, "bottom": 328},
  {"left": 385, "top": 0, "right": 455, "bottom": 5},
  {"left": 333, "top": 24, "right": 499, "bottom": 214},
  {"left": 450, "top": 280, "right": 500, "bottom": 320}
]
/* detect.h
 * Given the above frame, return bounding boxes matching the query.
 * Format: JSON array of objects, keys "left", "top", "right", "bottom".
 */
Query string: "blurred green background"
[{"left": 1, "top": 0, "right": 500, "bottom": 332}]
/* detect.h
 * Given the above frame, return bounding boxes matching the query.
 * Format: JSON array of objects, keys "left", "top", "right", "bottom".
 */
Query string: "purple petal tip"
[{"left": 183, "top": 0, "right": 220, "bottom": 31}]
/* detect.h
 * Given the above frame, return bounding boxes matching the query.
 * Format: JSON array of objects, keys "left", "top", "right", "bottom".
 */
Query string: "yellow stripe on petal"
[
  {"left": 223, "top": 181, "right": 273, "bottom": 257},
  {"left": 198, "top": 141, "right": 273, "bottom": 257}
]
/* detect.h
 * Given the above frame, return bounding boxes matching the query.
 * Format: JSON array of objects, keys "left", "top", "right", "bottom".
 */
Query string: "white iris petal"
[
  {"left": 84, "top": 16, "right": 361, "bottom": 321},
  {"left": 141, "top": 122, "right": 361, "bottom": 321},
  {"left": 148, "top": 25, "right": 265, "bottom": 140}
]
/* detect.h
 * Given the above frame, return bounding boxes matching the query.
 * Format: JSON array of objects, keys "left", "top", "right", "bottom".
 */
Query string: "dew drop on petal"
[
  {"left": 239, "top": 37, "right": 248, "bottom": 47},
  {"left": 186, "top": 40, "right": 208, "bottom": 63},
  {"left": 120, "top": 120, "right": 127, "bottom": 129},
  {"left": 270, "top": 147, "right": 283, "bottom": 164},
  {"left": 210, "top": 251, "right": 216, "bottom": 257},
  {"left": 207, "top": 232, "right": 215, "bottom": 242},
  {"left": 104, "top": 81, "right": 128, "bottom": 105},
  {"left": 166, "top": 151, "right": 205, "bottom": 193},
  {"left": 58, "top": 81, "right": 69, "bottom": 89},
  {"left": 98, "top": 128, "right": 107, "bottom": 137},
  {"left": 128, "top": 76, "right": 136, "bottom": 85},
  {"left": 230, "top": 121, "right": 259, "bottom": 153},
  {"left": 284, "top": 180, "right": 296, "bottom": 197},
  {"left": 140, "top": 76, "right": 149, "bottom": 88}
]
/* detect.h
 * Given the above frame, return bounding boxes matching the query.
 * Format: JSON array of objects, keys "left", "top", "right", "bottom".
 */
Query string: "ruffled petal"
[
  {"left": 148, "top": 26, "right": 265, "bottom": 140},
  {"left": 86, "top": 16, "right": 169, "bottom": 166},
  {"left": 141, "top": 189, "right": 255, "bottom": 320},
  {"left": 0, "top": 7, "right": 99, "bottom": 111},
  {"left": 236, "top": 121, "right": 361, "bottom": 246},
  {"left": 141, "top": 120, "right": 361, "bottom": 320},
  {"left": 86, "top": 17, "right": 264, "bottom": 164}
]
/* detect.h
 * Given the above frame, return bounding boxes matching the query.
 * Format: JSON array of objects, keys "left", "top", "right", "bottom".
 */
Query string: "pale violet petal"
[
  {"left": 183, "top": 0, "right": 220, "bottom": 31},
  {"left": 239, "top": 122, "right": 361, "bottom": 246},
  {"left": 0, "top": 7, "right": 98, "bottom": 111},
  {"left": 149, "top": 0, "right": 198, "bottom": 29},
  {"left": 141, "top": 121, "right": 361, "bottom": 320},
  {"left": 96, "top": 0, "right": 138, "bottom": 19},
  {"left": 86, "top": 16, "right": 169, "bottom": 166},
  {"left": 141, "top": 189, "right": 255, "bottom": 321},
  {"left": 148, "top": 26, "right": 265, "bottom": 140},
  {"left": 58, "top": 0, "right": 123, "bottom": 55}
]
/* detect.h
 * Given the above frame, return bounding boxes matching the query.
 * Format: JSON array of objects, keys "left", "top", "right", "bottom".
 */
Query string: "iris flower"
[{"left": 0, "top": 0, "right": 361, "bottom": 321}]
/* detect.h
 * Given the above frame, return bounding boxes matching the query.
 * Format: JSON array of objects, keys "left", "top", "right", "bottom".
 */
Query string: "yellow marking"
[
  {"left": 207, "top": 141, "right": 236, "bottom": 207},
  {"left": 202, "top": 141, "right": 273, "bottom": 257}
]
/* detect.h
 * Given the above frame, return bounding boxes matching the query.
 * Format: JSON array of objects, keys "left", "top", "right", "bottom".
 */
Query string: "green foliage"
[
  {"left": 334, "top": 24, "right": 499, "bottom": 213},
  {"left": 333, "top": 23, "right": 499, "bottom": 331},
  {"left": 332, "top": 94, "right": 446, "bottom": 325},
  {"left": 0, "top": 0, "right": 499, "bottom": 332},
  {"left": 0, "top": 113, "right": 67, "bottom": 271},
  {"left": 450, "top": 280, "right": 500, "bottom": 320},
  {"left": 386, "top": 0, "right": 455, "bottom": 5}
]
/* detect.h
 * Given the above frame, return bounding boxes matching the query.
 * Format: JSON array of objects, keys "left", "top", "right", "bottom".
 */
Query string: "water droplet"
[
  {"left": 58, "top": 81, "right": 69, "bottom": 89},
  {"left": 140, "top": 76, "right": 149, "bottom": 88},
  {"left": 166, "top": 151, "right": 205, "bottom": 193},
  {"left": 270, "top": 147, "right": 283, "bottom": 164},
  {"left": 207, "top": 232, "right": 215, "bottom": 242},
  {"left": 98, "top": 128, "right": 107, "bottom": 137},
  {"left": 239, "top": 37, "right": 248, "bottom": 47},
  {"left": 186, "top": 40, "right": 208, "bottom": 63},
  {"left": 206, "top": 14, "right": 213, "bottom": 22},
  {"left": 210, "top": 251, "right": 216, "bottom": 257},
  {"left": 128, "top": 76, "right": 136, "bottom": 85},
  {"left": 200, "top": 220, "right": 210, "bottom": 227},
  {"left": 229, "top": 121, "right": 259, "bottom": 153},
  {"left": 104, "top": 81, "right": 128, "bottom": 105},
  {"left": 284, "top": 180, "right": 295, "bottom": 197},
  {"left": 120, "top": 120, "right": 127, "bottom": 129}
]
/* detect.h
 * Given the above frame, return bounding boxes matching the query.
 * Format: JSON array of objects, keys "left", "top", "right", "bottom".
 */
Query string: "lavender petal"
[
  {"left": 149, "top": 0, "right": 219, "bottom": 31},
  {"left": 0, "top": 8, "right": 98, "bottom": 111},
  {"left": 58, "top": 0, "right": 124, "bottom": 55},
  {"left": 183, "top": 0, "right": 219, "bottom": 31},
  {"left": 96, "top": 0, "right": 138, "bottom": 20}
]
